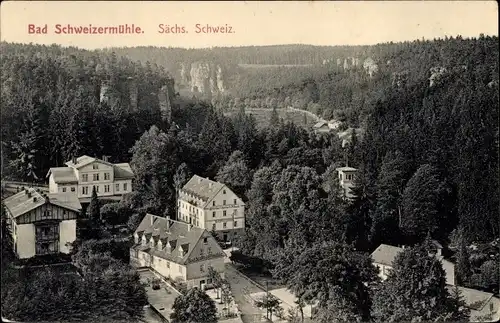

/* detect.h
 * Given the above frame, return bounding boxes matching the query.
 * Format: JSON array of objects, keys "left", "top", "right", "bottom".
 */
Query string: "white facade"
[
  {"left": 178, "top": 176, "right": 245, "bottom": 241},
  {"left": 337, "top": 166, "right": 357, "bottom": 199},
  {"left": 3, "top": 188, "right": 81, "bottom": 259},
  {"left": 130, "top": 214, "right": 226, "bottom": 289},
  {"left": 46, "top": 155, "right": 134, "bottom": 202}
]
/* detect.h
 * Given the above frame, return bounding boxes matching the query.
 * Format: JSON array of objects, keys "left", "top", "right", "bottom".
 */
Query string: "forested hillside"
[
  {"left": 111, "top": 36, "right": 499, "bottom": 128},
  {"left": 0, "top": 42, "right": 176, "bottom": 181}
]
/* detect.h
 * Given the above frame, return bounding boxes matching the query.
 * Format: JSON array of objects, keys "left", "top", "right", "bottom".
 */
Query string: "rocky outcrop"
[
  {"left": 177, "top": 62, "right": 226, "bottom": 96},
  {"left": 429, "top": 66, "right": 448, "bottom": 87},
  {"left": 100, "top": 82, "right": 110, "bottom": 103},
  {"left": 363, "top": 57, "right": 379, "bottom": 78},
  {"left": 158, "top": 79, "right": 174, "bottom": 123}
]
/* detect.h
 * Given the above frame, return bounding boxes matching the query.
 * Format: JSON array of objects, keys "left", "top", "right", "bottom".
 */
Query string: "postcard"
[{"left": 1, "top": 1, "right": 498, "bottom": 323}]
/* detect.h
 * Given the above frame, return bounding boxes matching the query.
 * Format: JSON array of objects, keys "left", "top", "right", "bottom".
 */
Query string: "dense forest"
[{"left": 1, "top": 36, "right": 499, "bottom": 322}]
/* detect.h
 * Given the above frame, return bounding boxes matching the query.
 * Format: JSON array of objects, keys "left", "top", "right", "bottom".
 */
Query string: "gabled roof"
[
  {"left": 181, "top": 175, "right": 225, "bottom": 203},
  {"left": 3, "top": 188, "right": 82, "bottom": 219},
  {"left": 65, "top": 155, "right": 114, "bottom": 169},
  {"left": 113, "top": 163, "right": 134, "bottom": 179},
  {"left": 447, "top": 285, "right": 495, "bottom": 311},
  {"left": 371, "top": 244, "right": 403, "bottom": 266},
  {"left": 46, "top": 167, "right": 78, "bottom": 183},
  {"left": 132, "top": 213, "right": 225, "bottom": 265}
]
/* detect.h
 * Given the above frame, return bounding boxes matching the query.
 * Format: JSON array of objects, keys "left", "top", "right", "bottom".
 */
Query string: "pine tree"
[{"left": 89, "top": 186, "right": 100, "bottom": 222}]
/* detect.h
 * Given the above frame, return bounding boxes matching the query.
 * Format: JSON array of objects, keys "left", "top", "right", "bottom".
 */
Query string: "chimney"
[
  {"left": 44, "top": 195, "right": 50, "bottom": 203},
  {"left": 209, "top": 182, "right": 213, "bottom": 188},
  {"left": 166, "top": 216, "right": 171, "bottom": 231},
  {"left": 102, "top": 155, "right": 108, "bottom": 162},
  {"left": 150, "top": 215, "right": 154, "bottom": 226},
  {"left": 72, "top": 156, "right": 77, "bottom": 164}
]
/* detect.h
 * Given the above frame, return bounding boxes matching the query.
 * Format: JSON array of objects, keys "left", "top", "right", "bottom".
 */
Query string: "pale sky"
[{"left": 1, "top": 1, "right": 498, "bottom": 49}]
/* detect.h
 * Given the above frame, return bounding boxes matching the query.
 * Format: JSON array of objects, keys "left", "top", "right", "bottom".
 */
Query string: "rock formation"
[
  {"left": 363, "top": 57, "right": 379, "bottom": 78},
  {"left": 429, "top": 66, "right": 448, "bottom": 87}
]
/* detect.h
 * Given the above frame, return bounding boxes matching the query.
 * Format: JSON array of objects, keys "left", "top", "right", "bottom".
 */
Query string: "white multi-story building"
[
  {"left": 46, "top": 155, "right": 134, "bottom": 203},
  {"left": 3, "top": 187, "right": 81, "bottom": 259},
  {"left": 336, "top": 166, "right": 357, "bottom": 199},
  {"left": 177, "top": 175, "right": 245, "bottom": 242},
  {"left": 130, "top": 214, "right": 226, "bottom": 290}
]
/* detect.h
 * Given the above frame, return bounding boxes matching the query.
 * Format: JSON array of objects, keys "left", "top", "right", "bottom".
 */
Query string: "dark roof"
[
  {"left": 371, "top": 244, "right": 403, "bottom": 266},
  {"left": 46, "top": 167, "right": 78, "bottom": 183},
  {"left": 3, "top": 188, "right": 81, "bottom": 219},
  {"left": 133, "top": 213, "right": 225, "bottom": 265}
]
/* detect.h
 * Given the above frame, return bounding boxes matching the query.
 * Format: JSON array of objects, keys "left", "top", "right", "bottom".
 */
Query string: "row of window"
[
  {"left": 155, "top": 254, "right": 208, "bottom": 274},
  {"left": 81, "top": 183, "right": 128, "bottom": 195},
  {"left": 340, "top": 173, "right": 354, "bottom": 181},
  {"left": 212, "top": 221, "right": 238, "bottom": 230},
  {"left": 212, "top": 209, "right": 237, "bottom": 218},
  {"left": 81, "top": 172, "right": 111, "bottom": 182},
  {"left": 212, "top": 199, "right": 237, "bottom": 207}
]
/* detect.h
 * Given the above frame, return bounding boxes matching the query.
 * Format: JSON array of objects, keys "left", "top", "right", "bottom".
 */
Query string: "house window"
[
  {"left": 104, "top": 185, "right": 110, "bottom": 193},
  {"left": 93, "top": 173, "right": 100, "bottom": 181},
  {"left": 208, "top": 247, "right": 212, "bottom": 254},
  {"left": 104, "top": 173, "right": 110, "bottom": 180},
  {"left": 82, "top": 174, "right": 88, "bottom": 182},
  {"left": 203, "top": 237, "right": 208, "bottom": 244},
  {"left": 94, "top": 185, "right": 99, "bottom": 193},
  {"left": 167, "top": 261, "right": 170, "bottom": 268},
  {"left": 223, "top": 222, "right": 227, "bottom": 228},
  {"left": 82, "top": 186, "right": 89, "bottom": 195},
  {"left": 223, "top": 190, "right": 226, "bottom": 194},
  {"left": 223, "top": 200, "right": 226, "bottom": 205},
  {"left": 116, "top": 183, "right": 120, "bottom": 192},
  {"left": 234, "top": 221, "right": 238, "bottom": 227},
  {"left": 233, "top": 199, "right": 236, "bottom": 205},
  {"left": 123, "top": 183, "right": 128, "bottom": 191},
  {"left": 62, "top": 187, "right": 66, "bottom": 193},
  {"left": 213, "top": 201, "right": 215, "bottom": 206},
  {"left": 212, "top": 211, "right": 216, "bottom": 218},
  {"left": 93, "top": 164, "right": 99, "bottom": 170},
  {"left": 71, "top": 187, "right": 75, "bottom": 192},
  {"left": 200, "top": 264, "right": 205, "bottom": 272},
  {"left": 212, "top": 223, "right": 216, "bottom": 230},
  {"left": 223, "top": 211, "right": 227, "bottom": 217}
]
